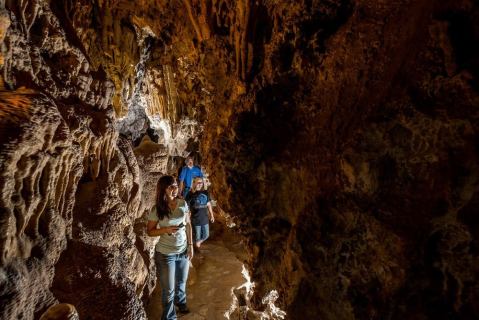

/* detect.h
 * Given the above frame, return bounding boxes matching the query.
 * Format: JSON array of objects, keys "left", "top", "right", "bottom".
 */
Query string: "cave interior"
[{"left": 0, "top": 0, "right": 479, "bottom": 319}]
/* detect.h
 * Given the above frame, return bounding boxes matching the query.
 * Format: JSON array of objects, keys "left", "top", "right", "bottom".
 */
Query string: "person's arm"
[
  {"left": 179, "top": 181, "right": 185, "bottom": 198},
  {"left": 147, "top": 220, "right": 179, "bottom": 237},
  {"left": 207, "top": 202, "right": 215, "bottom": 223},
  {"left": 178, "top": 168, "right": 186, "bottom": 198},
  {"left": 185, "top": 211, "right": 194, "bottom": 260}
]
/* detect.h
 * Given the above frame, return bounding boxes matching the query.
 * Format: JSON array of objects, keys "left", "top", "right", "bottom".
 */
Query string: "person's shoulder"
[
  {"left": 180, "top": 166, "right": 190, "bottom": 179},
  {"left": 147, "top": 206, "right": 159, "bottom": 221},
  {"left": 178, "top": 198, "right": 187, "bottom": 207},
  {"left": 178, "top": 198, "right": 190, "bottom": 211},
  {"left": 193, "top": 166, "right": 204, "bottom": 175}
]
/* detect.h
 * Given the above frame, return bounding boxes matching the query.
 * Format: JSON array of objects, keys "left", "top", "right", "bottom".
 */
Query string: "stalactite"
[
  {"left": 183, "top": 0, "right": 204, "bottom": 42},
  {"left": 199, "top": 0, "right": 211, "bottom": 40},
  {"left": 240, "top": 0, "right": 249, "bottom": 81}
]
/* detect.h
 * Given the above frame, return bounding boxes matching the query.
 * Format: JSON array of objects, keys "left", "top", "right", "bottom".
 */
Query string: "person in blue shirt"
[{"left": 178, "top": 156, "right": 203, "bottom": 198}]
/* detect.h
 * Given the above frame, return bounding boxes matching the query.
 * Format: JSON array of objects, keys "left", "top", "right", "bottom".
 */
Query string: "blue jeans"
[
  {"left": 193, "top": 224, "right": 209, "bottom": 242},
  {"left": 155, "top": 250, "right": 190, "bottom": 320}
]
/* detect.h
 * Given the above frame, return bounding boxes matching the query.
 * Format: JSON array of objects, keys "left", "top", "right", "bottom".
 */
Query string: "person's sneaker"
[{"left": 176, "top": 304, "right": 190, "bottom": 314}]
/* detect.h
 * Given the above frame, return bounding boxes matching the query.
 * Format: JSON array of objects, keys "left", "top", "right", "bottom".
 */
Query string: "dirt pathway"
[{"left": 146, "top": 227, "right": 247, "bottom": 320}]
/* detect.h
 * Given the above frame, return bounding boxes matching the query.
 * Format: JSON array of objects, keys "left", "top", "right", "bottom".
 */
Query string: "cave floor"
[{"left": 146, "top": 225, "right": 247, "bottom": 320}]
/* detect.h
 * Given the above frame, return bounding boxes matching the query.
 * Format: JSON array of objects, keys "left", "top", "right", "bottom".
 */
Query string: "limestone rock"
[
  {"left": 0, "top": 89, "right": 82, "bottom": 319},
  {"left": 39, "top": 303, "right": 79, "bottom": 320}
]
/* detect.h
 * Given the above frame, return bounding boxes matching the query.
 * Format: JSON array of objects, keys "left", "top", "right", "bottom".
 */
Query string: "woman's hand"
[
  {"left": 207, "top": 202, "right": 215, "bottom": 223},
  {"left": 164, "top": 226, "right": 179, "bottom": 234},
  {"left": 187, "top": 245, "right": 194, "bottom": 260}
]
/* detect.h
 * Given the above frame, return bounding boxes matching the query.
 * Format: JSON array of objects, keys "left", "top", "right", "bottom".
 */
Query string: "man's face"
[{"left": 186, "top": 158, "right": 194, "bottom": 167}]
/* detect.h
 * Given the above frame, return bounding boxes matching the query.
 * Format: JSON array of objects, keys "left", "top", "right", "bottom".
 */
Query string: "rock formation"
[{"left": 1, "top": 0, "right": 478, "bottom": 319}]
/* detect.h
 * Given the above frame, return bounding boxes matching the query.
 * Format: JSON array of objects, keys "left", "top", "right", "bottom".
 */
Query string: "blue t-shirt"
[
  {"left": 186, "top": 190, "right": 210, "bottom": 226},
  {"left": 179, "top": 165, "right": 203, "bottom": 188}
]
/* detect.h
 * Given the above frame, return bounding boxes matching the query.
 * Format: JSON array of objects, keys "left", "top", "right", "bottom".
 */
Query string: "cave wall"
[
  {"left": 154, "top": 0, "right": 479, "bottom": 319},
  {"left": 1, "top": 0, "right": 479, "bottom": 319},
  {"left": 0, "top": 1, "right": 145, "bottom": 317},
  {"left": 192, "top": 1, "right": 479, "bottom": 319},
  {"left": 0, "top": 1, "right": 198, "bottom": 319}
]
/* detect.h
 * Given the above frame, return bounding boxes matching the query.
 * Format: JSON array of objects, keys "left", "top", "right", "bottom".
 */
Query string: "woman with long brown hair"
[{"left": 147, "top": 175, "right": 194, "bottom": 320}]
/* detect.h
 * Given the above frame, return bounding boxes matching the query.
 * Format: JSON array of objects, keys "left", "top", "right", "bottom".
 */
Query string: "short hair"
[{"left": 184, "top": 156, "right": 194, "bottom": 164}]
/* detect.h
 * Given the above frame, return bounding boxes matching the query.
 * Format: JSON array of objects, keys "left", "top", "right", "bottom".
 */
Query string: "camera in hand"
[{"left": 167, "top": 223, "right": 184, "bottom": 235}]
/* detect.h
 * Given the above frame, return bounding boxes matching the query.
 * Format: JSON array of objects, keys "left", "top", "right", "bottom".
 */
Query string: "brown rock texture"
[
  {"left": 193, "top": 1, "right": 479, "bottom": 319},
  {"left": 1, "top": 1, "right": 168, "bottom": 319},
  {"left": 1, "top": 0, "right": 479, "bottom": 319},
  {"left": 39, "top": 303, "right": 79, "bottom": 320},
  {"left": 154, "top": 0, "right": 479, "bottom": 319},
  {"left": 0, "top": 88, "right": 82, "bottom": 319}
]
